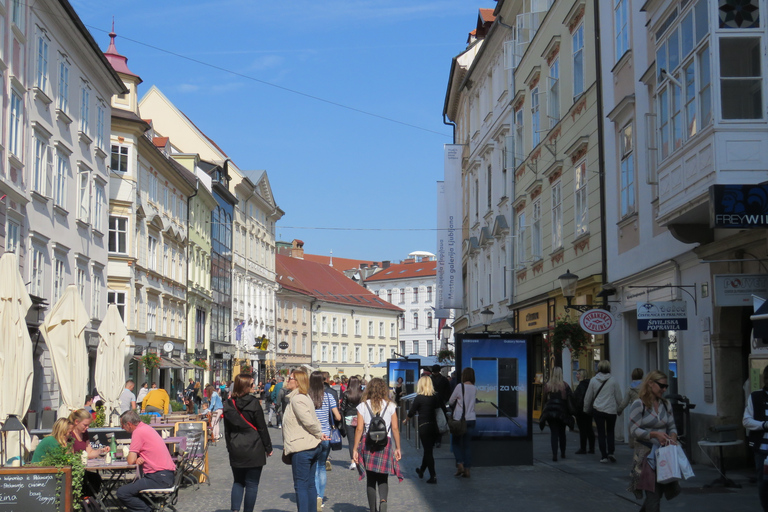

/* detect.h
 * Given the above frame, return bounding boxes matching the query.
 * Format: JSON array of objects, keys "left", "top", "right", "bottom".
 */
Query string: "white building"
[
  {"left": 365, "top": 252, "right": 454, "bottom": 358},
  {"left": 0, "top": 0, "right": 125, "bottom": 413}
]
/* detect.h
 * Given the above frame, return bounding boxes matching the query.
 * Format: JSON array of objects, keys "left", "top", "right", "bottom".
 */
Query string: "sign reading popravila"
[{"left": 637, "top": 301, "right": 688, "bottom": 331}]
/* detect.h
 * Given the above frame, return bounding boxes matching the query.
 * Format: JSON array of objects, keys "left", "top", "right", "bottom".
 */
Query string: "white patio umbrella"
[
  {"left": 96, "top": 304, "right": 128, "bottom": 425},
  {"left": 0, "top": 253, "right": 34, "bottom": 461},
  {"left": 41, "top": 285, "right": 90, "bottom": 419}
]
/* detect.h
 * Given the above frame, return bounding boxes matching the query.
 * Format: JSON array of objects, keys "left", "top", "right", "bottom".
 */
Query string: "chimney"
[
  {"left": 291, "top": 239, "right": 305, "bottom": 259},
  {"left": 382, "top": 261, "right": 390, "bottom": 268}
]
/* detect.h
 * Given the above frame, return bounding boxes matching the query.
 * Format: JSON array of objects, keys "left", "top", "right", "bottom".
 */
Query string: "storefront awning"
[{"left": 172, "top": 358, "right": 196, "bottom": 370}]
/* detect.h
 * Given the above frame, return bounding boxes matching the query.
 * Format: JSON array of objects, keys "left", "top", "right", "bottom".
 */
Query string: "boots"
[
  {"left": 454, "top": 463, "right": 464, "bottom": 477},
  {"left": 463, "top": 467, "right": 471, "bottom": 478}
]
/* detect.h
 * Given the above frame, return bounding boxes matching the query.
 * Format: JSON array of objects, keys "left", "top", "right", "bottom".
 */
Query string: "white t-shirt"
[
  {"left": 357, "top": 399, "right": 396, "bottom": 438},
  {"left": 119, "top": 388, "right": 136, "bottom": 413}
]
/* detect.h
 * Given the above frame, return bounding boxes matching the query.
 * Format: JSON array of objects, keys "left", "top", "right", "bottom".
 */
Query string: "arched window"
[
  {"left": 413, "top": 312, "right": 419, "bottom": 330},
  {"left": 427, "top": 312, "right": 433, "bottom": 329}
]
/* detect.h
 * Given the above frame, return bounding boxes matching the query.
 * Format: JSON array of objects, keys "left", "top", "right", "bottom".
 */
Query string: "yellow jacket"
[{"left": 143, "top": 389, "right": 170, "bottom": 415}]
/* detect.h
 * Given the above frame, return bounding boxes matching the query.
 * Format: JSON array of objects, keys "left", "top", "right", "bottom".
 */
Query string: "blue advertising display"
[
  {"left": 387, "top": 359, "right": 420, "bottom": 396},
  {"left": 458, "top": 337, "right": 529, "bottom": 438}
]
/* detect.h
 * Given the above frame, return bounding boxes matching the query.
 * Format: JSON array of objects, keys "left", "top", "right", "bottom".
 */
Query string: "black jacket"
[
  {"left": 431, "top": 374, "right": 452, "bottom": 403},
  {"left": 407, "top": 394, "right": 448, "bottom": 434},
  {"left": 223, "top": 394, "right": 272, "bottom": 468},
  {"left": 339, "top": 391, "right": 361, "bottom": 418},
  {"left": 573, "top": 379, "right": 590, "bottom": 416},
  {"left": 539, "top": 386, "right": 575, "bottom": 430}
]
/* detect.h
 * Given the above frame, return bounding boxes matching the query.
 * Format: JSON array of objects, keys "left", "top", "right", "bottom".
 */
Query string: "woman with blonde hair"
[
  {"left": 403, "top": 376, "right": 447, "bottom": 483},
  {"left": 353, "top": 377, "right": 402, "bottom": 512},
  {"left": 539, "top": 367, "right": 574, "bottom": 461},
  {"left": 31, "top": 418, "right": 73, "bottom": 462},
  {"left": 68, "top": 409, "right": 109, "bottom": 459},
  {"left": 628, "top": 370, "right": 679, "bottom": 511},
  {"left": 282, "top": 369, "right": 327, "bottom": 512}
]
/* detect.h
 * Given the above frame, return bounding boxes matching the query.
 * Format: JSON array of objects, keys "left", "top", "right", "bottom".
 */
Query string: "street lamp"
[
  {"left": 145, "top": 329, "right": 156, "bottom": 348},
  {"left": 1, "top": 414, "right": 25, "bottom": 466},
  {"left": 557, "top": 270, "right": 609, "bottom": 313},
  {"left": 480, "top": 308, "right": 494, "bottom": 332},
  {"left": 441, "top": 323, "right": 452, "bottom": 345}
]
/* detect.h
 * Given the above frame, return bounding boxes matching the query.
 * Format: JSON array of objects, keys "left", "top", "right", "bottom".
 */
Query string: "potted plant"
[
  {"left": 437, "top": 349, "right": 455, "bottom": 363},
  {"left": 35, "top": 443, "right": 85, "bottom": 510},
  {"left": 548, "top": 317, "right": 592, "bottom": 356},
  {"left": 141, "top": 352, "right": 161, "bottom": 373},
  {"left": 192, "top": 359, "right": 209, "bottom": 371}
]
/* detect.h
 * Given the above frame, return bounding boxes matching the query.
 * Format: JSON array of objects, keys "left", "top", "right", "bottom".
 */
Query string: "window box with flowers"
[
  {"left": 193, "top": 359, "right": 209, "bottom": 371},
  {"left": 141, "top": 353, "right": 161, "bottom": 373}
]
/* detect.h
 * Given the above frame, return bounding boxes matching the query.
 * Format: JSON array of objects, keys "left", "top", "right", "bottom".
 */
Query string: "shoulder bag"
[
  {"left": 231, "top": 398, "right": 259, "bottom": 433},
  {"left": 327, "top": 394, "right": 343, "bottom": 450},
  {"left": 448, "top": 383, "right": 467, "bottom": 436},
  {"left": 435, "top": 397, "right": 450, "bottom": 435},
  {"left": 586, "top": 379, "right": 608, "bottom": 415}
]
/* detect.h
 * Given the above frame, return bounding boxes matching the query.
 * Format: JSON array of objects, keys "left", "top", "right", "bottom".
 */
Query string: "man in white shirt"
[{"left": 119, "top": 380, "right": 137, "bottom": 413}]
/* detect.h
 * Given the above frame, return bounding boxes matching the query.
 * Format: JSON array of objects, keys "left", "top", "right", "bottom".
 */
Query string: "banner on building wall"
[
  {"left": 710, "top": 184, "right": 768, "bottom": 228},
  {"left": 437, "top": 144, "right": 463, "bottom": 311},
  {"left": 636, "top": 301, "right": 688, "bottom": 331},
  {"left": 714, "top": 274, "right": 768, "bottom": 307}
]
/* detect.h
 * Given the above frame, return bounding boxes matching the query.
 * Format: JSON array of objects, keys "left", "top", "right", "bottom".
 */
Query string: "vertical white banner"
[{"left": 437, "top": 144, "right": 463, "bottom": 311}]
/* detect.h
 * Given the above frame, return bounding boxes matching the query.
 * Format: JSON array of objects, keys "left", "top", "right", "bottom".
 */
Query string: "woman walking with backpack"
[{"left": 353, "top": 377, "right": 403, "bottom": 512}]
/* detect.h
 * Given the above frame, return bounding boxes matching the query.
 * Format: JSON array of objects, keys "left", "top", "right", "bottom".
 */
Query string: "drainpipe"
[{"left": 186, "top": 177, "right": 200, "bottom": 364}]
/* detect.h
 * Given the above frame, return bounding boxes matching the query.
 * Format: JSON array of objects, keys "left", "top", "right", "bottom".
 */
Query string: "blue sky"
[{"left": 74, "top": 0, "right": 483, "bottom": 262}]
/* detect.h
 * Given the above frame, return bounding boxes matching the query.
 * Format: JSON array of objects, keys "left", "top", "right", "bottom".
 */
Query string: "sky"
[{"left": 73, "top": 0, "right": 485, "bottom": 262}]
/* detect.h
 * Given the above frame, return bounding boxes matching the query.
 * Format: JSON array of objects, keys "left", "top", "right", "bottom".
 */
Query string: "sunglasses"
[{"left": 655, "top": 381, "right": 669, "bottom": 390}]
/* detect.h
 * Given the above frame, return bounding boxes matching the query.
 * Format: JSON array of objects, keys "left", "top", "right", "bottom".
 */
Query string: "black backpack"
[{"left": 364, "top": 402, "right": 390, "bottom": 451}]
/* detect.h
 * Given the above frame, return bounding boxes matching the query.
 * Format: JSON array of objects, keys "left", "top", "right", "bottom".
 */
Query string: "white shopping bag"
[
  {"left": 656, "top": 444, "right": 682, "bottom": 484},
  {"left": 675, "top": 444, "right": 695, "bottom": 480}
]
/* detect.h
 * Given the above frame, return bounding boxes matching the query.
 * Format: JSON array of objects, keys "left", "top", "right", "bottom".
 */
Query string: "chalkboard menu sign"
[
  {"left": 174, "top": 421, "right": 208, "bottom": 483},
  {"left": 0, "top": 467, "right": 71, "bottom": 512}
]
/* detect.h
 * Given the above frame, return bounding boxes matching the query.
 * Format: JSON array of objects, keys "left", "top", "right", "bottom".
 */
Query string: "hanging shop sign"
[
  {"left": 278, "top": 341, "right": 289, "bottom": 350},
  {"left": 710, "top": 184, "right": 768, "bottom": 228},
  {"left": 637, "top": 301, "right": 688, "bottom": 331},
  {"left": 714, "top": 274, "right": 768, "bottom": 307},
  {"left": 578, "top": 309, "right": 616, "bottom": 335}
]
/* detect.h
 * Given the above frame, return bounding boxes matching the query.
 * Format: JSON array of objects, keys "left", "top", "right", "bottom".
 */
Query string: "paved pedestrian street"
[{"left": 174, "top": 426, "right": 759, "bottom": 511}]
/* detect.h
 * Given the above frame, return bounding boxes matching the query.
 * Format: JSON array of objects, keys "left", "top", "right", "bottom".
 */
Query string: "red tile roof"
[
  {"left": 364, "top": 261, "right": 437, "bottom": 282},
  {"left": 277, "top": 255, "right": 403, "bottom": 313},
  {"left": 303, "top": 254, "right": 382, "bottom": 273},
  {"left": 153, "top": 136, "right": 169, "bottom": 148},
  {"left": 479, "top": 8, "right": 496, "bottom": 23}
]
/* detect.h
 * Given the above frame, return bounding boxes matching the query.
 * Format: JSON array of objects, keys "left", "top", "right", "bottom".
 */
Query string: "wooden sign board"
[
  {"left": 0, "top": 466, "right": 71, "bottom": 512},
  {"left": 174, "top": 421, "right": 208, "bottom": 483}
]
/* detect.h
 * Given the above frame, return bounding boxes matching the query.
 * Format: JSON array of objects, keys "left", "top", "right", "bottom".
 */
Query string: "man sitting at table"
[
  {"left": 142, "top": 386, "right": 170, "bottom": 415},
  {"left": 116, "top": 410, "right": 177, "bottom": 512}
]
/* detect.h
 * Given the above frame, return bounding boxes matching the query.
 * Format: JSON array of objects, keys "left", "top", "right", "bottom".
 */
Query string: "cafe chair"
[
  {"left": 183, "top": 433, "right": 211, "bottom": 489},
  {"left": 138, "top": 452, "right": 191, "bottom": 512}
]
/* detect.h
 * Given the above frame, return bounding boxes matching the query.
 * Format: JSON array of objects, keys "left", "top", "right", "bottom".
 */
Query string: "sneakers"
[
  {"left": 608, "top": 454, "right": 616, "bottom": 463},
  {"left": 415, "top": 467, "right": 424, "bottom": 479},
  {"left": 600, "top": 457, "right": 609, "bottom": 463},
  {"left": 278, "top": 425, "right": 282, "bottom": 429},
  {"left": 325, "top": 460, "right": 332, "bottom": 471},
  {"left": 316, "top": 497, "right": 322, "bottom": 512},
  {"left": 426, "top": 477, "right": 437, "bottom": 484},
  {"left": 349, "top": 462, "right": 356, "bottom": 470}
]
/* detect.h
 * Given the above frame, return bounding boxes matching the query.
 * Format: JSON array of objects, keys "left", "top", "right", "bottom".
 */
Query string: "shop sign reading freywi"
[
  {"left": 578, "top": 309, "right": 616, "bottom": 335},
  {"left": 637, "top": 301, "right": 688, "bottom": 331}
]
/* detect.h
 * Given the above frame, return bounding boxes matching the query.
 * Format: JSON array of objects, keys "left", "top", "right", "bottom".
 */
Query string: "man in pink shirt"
[{"left": 116, "top": 410, "right": 177, "bottom": 512}]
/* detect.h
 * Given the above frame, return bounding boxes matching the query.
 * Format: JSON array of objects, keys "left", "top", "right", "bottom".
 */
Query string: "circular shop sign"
[
  {"left": 578, "top": 309, "right": 615, "bottom": 335},
  {"left": 278, "top": 341, "right": 289, "bottom": 350}
]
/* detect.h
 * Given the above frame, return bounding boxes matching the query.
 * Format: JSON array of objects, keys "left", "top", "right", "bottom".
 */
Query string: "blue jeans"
[
  {"left": 291, "top": 444, "right": 322, "bottom": 512},
  {"left": 315, "top": 440, "right": 331, "bottom": 498},
  {"left": 756, "top": 453, "right": 768, "bottom": 511},
  {"left": 230, "top": 466, "right": 263, "bottom": 512},
  {"left": 451, "top": 420, "right": 476, "bottom": 468},
  {"left": 116, "top": 470, "right": 174, "bottom": 512}
]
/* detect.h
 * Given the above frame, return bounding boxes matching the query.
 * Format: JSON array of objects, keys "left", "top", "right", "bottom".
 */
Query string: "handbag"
[
  {"left": 330, "top": 427, "right": 343, "bottom": 451},
  {"left": 656, "top": 444, "right": 682, "bottom": 484},
  {"left": 585, "top": 379, "right": 608, "bottom": 415},
  {"left": 435, "top": 405, "right": 449, "bottom": 435},
  {"left": 638, "top": 455, "right": 656, "bottom": 492},
  {"left": 232, "top": 398, "right": 259, "bottom": 433},
  {"left": 675, "top": 444, "right": 694, "bottom": 479},
  {"left": 282, "top": 452, "right": 292, "bottom": 465},
  {"left": 448, "top": 383, "right": 467, "bottom": 436}
]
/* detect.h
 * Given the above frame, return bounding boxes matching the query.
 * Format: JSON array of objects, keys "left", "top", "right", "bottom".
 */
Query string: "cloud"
[
  {"left": 248, "top": 55, "right": 285, "bottom": 72},
  {"left": 176, "top": 84, "right": 201, "bottom": 93}
]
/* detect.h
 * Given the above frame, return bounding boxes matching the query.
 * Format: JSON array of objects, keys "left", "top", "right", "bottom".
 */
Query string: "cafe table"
[{"left": 85, "top": 458, "right": 137, "bottom": 511}]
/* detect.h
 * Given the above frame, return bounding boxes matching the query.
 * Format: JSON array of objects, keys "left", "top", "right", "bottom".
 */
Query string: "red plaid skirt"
[{"left": 358, "top": 436, "right": 403, "bottom": 482}]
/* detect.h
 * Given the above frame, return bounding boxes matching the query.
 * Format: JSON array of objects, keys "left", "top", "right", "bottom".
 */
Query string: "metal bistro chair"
[
  {"left": 137, "top": 451, "right": 191, "bottom": 512},
  {"left": 183, "top": 432, "right": 211, "bottom": 490}
]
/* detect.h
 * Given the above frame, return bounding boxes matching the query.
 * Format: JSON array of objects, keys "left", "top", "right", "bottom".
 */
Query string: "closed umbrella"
[
  {"left": 0, "top": 253, "right": 34, "bottom": 461},
  {"left": 96, "top": 304, "right": 128, "bottom": 425},
  {"left": 41, "top": 285, "right": 90, "bottom": 419}
]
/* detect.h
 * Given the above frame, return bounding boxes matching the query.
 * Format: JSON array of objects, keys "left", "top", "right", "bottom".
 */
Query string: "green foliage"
[
  {"left": 141, "top": 353, "right": 161, "bottom": 373},
  {"left": 437, "top": 349, "right": 455, "bottom": 363},
  {"left": 170, "top": 400, "right": 185, "bottom": 412},
  {"left": 139, "top": 414, "right": 154, "bottom": 424},
  {"left": 92, "top": 404, "right": 106, "bottom": 427},
  {"left": 192, "top": 359, "right": 209, "bottom": 371},
  {"left": 548, "top": 318, "right": 593, "bottom": 356},
  {"left": 36, "top": 443, "right": 85, "bottom": 511}
]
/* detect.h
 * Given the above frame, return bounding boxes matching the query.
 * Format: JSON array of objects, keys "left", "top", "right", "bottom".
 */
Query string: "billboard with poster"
[
  {"left": 387, "top": 359, "right": 420, "bottom": 396},
  {"left": 456, "top": 335, "right": 531, "bottom": 439}
]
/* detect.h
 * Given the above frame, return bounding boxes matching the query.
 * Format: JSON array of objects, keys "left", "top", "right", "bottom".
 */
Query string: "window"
[
  {"left": 355, "top": 346, "right": 361, "bottom": 363},
  {"left": 379, "top": 321, "right": 384, "bottom": 337},
  {"left": 76, "top": 267, "right": 86, "bottom": 304},
  {"left": 36, "top": 35, "right": 49, "bottom": 92},
  {"left": 548, "top": 59, "right": 559, "bottom": 126},
  {"left": 163, "top": 245, "right": 169, "bottom": 275},
  {"left": 355, "top": 319, "right": 361, "bottom": 336},
  {"left": 9, "top": 91, "right": 22, "bottom": 157},
  {"left": 514, "top": 108, "right": 524, "bottom": 165},
  {"left": 400, "top": 315, "right": 405, "bottom": 330},
  {"left": 412, "top": 341, "right": 419, "bottom": 356},
  {"left": 574, "top": 162, "right": 588, "bottom": 236},
  {"left": 54, "top": 151, "right": 68, "bottom": 208},
  {"left": 93, "top": 181, "right": 105, "bottom": 232},
  {"left": 412, "top": 312, "right": 419, "bottom": 330},
  {"left": 573, "top": 23, "right": 584, "bottom": 99},
  {"left": 474, "top": 178, "right": 479, "bottom": 218},
  {"left": 368, "top": 347, "right": 374, "bottom": 362},
  {"left": 516, "top": 212, "right": 526, "bottom": 266},
  {"left": 486, "top": 165, "right": 492, "bottom": 208},
  {"left": 57, "top": 59, "right": 69, "bottom": 112},
  {"left": 96, "top": 103, "right": 105, "bottom": 149},
  {"left": 147, "top": 236, "right": 158, "bottom": 271},
  {"left": 342, "top": 318, "right": 348, "bottom": 335},
  {"left": 6, "top": 220, "right": 19, "bottom": 255},
  {"left": 720, "top": 37, "right": 762, "bottom": 119},
  {"left": 413, "top": 287, "right": 419, "bottom": 303},
  {"left": 79, "top": 85, "right": 90, "bottom": 135},
  {"left": 378, "top": 347, "right": 385, "bottom": 363},
  {"left": 400, "top": 289, "right": 405, "bottom": 304},
  {"left": 53, "top": 257, "right": 65, "bottom": 303},
  {"left": 620, "top": 123, "right": 635, "bottom": 217},
  {"left": 332, "top": 317, "right": 338, "bottom": 334},
  {"left": 387, "top": 290, "right": 392, "bottom": 303},
  {"left": 32, "top": 136, "right": 47, "bottom": 195},
  {"left": 427, "top": 339, "right": 434, "bottom": 357},
  {"left": 532, "top": 198, "right": 542, "bottom": 258},
  {"left": 321, "top": 315, "right": 328, "bottom": 333},
  {"left": 321, "top": 345, "right": 328, "bottom": 363},
  {"left": 390, "top": 322, "right": 396, "bottom": 337},
  {"left": 427, "top": 312, "right": 433, "bottom": 329},
  {"left": 615, "top": 0, "right": 629, "bottom": 60},
  {"left": 552, "top": 181, "right": 562, "bottom": 249},
  {"left": 426, "top": 286, "right": 433, "bottom": 302},
  {"left": 108, "top": 290, "right": 126, "bottom": 320},
  {"left": 368, "top": 321, "right": 374, "bottom": 337},
  {"left": 78, "top": 171, "right": 93, "bottom": 222},
  {"left": 30, "top": 247, "right": 45, "bottom": 296},
  {"left": 11, "top": 0, "right": 23, "bottom": 28},
  {"left": 92, "top": 270, "right": 103, "bottom": 319},
  {"left": 332, "top": 345, "right": 338, "bottom": 363},
  {"left": 147, "top": 299, "right": 157, "bottom": 331},
  {"left": 531, "top": 87, "right": 540, "bottom": 146}
]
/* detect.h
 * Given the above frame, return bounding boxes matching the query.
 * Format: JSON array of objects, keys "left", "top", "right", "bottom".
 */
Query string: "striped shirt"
[
  {"left": 628, "top": 398, "right": 677, "bottom": 444},
  {"left": 315, "top": 391, "right": 337, "bottom": 436}
]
